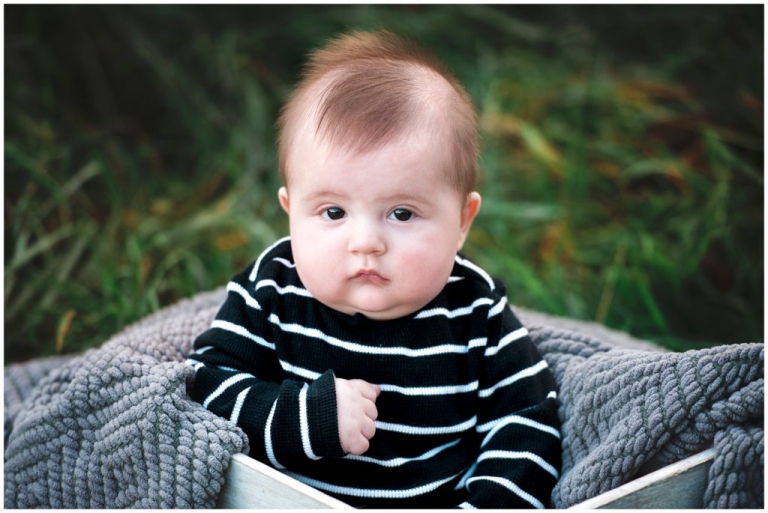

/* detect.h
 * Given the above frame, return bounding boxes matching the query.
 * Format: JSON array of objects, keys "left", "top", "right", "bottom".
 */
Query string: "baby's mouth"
[{"left": 353, "top": 269, "right": 388, "bottom": 284}]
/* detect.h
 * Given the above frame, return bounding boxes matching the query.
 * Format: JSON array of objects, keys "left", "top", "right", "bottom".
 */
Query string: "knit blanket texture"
[{"left": 4, "top": 288, "right": 763, "bottom": 508}]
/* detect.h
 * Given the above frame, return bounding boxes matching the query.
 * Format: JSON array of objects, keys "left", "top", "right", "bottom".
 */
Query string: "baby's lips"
[{"left": 353, "top": 269, "right": 388, "bottom": 285}]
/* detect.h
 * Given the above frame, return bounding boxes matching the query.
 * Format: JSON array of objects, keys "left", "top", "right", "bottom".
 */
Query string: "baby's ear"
[
  {"left": 278, "top": 187, "right": 290, "bottom": 214},
  {"left": 457, "top": 192, "right": 482, "bottom": 250}
]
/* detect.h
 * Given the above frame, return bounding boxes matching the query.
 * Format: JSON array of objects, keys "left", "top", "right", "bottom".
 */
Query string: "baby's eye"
[
  {"left": 322, "top": 207, "right": 346, "bottom": 221},
  {"left": 389, "top": 208, "right": 415, "bottom": 222}
]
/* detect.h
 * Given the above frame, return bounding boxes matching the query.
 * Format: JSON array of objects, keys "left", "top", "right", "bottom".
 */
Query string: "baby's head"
[
  {"left": 276, "top": 30, "right": 483, "bottom": 320},
  {"left": 278, "top": 29, "right": 479, "bottom": 200}
]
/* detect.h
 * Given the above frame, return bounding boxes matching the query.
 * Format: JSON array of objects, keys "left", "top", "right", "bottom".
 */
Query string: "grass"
[{"left": 4, "top": 5, "right": 763, "bottom": 363}]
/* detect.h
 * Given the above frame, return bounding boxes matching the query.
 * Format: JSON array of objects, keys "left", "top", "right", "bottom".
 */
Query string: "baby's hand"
[{"left": 334, "top": 378, "right": 380, "bottom": 455}]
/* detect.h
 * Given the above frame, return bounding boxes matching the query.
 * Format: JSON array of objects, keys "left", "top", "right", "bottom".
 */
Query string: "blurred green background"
[{"left": 5, "top": 5, "right": 764, "bottom": 363}]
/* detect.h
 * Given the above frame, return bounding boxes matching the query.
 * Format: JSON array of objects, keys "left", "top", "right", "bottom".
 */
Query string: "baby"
[{"left": 188, "top": 30, "right": 560, "bottom": 509}]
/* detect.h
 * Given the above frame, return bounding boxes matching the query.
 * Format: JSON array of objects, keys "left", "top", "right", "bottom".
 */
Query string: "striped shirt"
[{"left": 188, "top": 237, "right": 560, "bottom": 508}]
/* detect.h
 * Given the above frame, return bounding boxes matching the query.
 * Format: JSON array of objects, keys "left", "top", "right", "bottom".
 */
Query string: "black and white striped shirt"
[{"left": 188, "top": 237, "right": 560, "bottom": 508}]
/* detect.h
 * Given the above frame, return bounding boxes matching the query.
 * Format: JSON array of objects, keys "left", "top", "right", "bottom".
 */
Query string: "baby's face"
[{"left": 279, "top": 129, "right": 480, "bottom": 320}]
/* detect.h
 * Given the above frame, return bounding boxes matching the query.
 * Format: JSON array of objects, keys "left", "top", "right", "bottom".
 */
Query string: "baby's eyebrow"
[
  {"left": 301, "top": 190, "right": 434, "bottom": 206},
  {"left": 301, "top": 189, "right": 347, "bottom": 202},
  {"left": 378, "top": 192, "right": 434, "bottom": 205}
]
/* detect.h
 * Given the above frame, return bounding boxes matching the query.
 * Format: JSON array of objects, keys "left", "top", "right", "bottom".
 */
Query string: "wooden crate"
[
  {"left": 569, "top": 449, "right": 715, "bottom": 509},
  {"left": 217, "top": 454, "right": 352, "bottom": 509},
  {"left": 216, "top": 448, "right": 715, "bottom": 509}
]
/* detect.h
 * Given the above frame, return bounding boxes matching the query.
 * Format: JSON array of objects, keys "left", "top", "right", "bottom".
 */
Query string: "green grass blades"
[{"left": 4, "top": 5, "right": 763, "bottom": 362}]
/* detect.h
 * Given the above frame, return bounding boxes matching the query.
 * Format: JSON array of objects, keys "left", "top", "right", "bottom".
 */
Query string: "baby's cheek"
[
  {"left": 400, "top": 247, "right": 432, "bottom": 272},
  {"left": 400, "top": 248, "right": 424, "bottom": 267},
  {"left": 401, "top": 248, "right": 452, "bottom": 287}
]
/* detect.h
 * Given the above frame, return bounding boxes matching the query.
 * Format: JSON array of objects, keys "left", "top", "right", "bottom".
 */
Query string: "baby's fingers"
[
  {"left": 345, "top": 418, "right": 376, "bottom": 455},
  {"left": 345, "top": 436, "right": 370, "bottom": 456},
  {"left": 361, "top": 416, "right": 377, "bottom": 440},
  {"left": 349, "top": 379, "right": 381, "bottom": 401},
  {"left": 361, "top": 396, "right": 378, "bottom": 420}
]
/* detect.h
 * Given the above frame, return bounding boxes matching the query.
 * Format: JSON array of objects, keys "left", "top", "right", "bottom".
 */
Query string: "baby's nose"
[{"left": 348, "top": 221, "right": 386, "bottom": 255}]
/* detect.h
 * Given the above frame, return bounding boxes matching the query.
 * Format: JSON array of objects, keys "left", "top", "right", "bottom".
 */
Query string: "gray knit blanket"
[{"left": 5, "top": 288, "right": 763, "bottom": 508}]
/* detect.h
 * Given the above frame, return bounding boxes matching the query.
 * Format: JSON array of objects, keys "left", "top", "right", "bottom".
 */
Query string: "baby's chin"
[
  {"left": 307, "top": 279, "right": 448, "bottom": 321},
  {"left": 320, "top": 297, "right": 429, "bottom": 321}
]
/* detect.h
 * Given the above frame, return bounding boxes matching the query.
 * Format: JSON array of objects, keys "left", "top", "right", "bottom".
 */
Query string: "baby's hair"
[{"left": 277, "top": 30, "right": 479, "bottom": 198}]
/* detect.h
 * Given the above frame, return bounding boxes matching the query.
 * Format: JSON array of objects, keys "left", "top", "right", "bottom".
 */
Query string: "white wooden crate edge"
[
  {"left": 568, "top": 448, "right": 715, "bottom": 509},
  {"left": 216, "top": 448, "right": 715, "bottom": 509},
  {"left": 217, "top": 453, "right": 352, "bottom": 509}
]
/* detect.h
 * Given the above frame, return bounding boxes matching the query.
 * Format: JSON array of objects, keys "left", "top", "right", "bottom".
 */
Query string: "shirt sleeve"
[
  {"left": 186, "top": 262, "right": 346, "bottom": 468},
  {"left": 459, "top": 289, "right": 561, "bottom": 509}
]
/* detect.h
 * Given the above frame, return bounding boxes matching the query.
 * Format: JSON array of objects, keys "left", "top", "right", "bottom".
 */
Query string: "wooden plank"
[
  {"left": 570, "top": 448, "right": 715, "bottom": 509},
  {"left": 217, "top": 453, "right": 353, "bottom": 509},
  {"left": 218, "top": 449, "right": 715, "bottom": 509}
]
